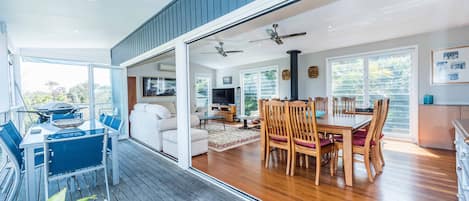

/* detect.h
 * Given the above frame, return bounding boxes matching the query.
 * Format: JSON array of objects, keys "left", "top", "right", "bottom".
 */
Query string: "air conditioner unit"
[{"left": 159, "top": 64, "right": 175, "bottom": 72}]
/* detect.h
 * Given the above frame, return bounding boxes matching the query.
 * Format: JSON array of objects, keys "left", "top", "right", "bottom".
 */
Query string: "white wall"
[
  {"left": 19, "top": 48, "right": 111, "bottom": 64},
  {"left": 215, "top": 57, "right": 291, "bottom": 99},
  {"left": 298, "top": 25, "right": 469, "bottom": 104},
  {"left": 127, "top": 61, "right": 177, "bottom": 103},
  {"left": 127, "top": 60, "right": 216, "bottom": 111}
]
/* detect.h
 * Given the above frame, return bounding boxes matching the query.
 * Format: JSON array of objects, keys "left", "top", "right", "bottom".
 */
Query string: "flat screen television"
[{"left": 212, "top": 88, "right": 235, "bottom": 105}]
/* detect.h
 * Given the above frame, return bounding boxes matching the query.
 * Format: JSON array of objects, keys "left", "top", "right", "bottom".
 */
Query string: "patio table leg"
[
  {"left": 24, "top": 147, "right": 37, "bottom": 201},
  {"left": 111, "top": 135, "right": 120, "bottom": 185}
]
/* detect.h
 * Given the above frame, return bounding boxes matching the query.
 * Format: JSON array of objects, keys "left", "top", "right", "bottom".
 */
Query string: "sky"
[{"left": 20, "top": 60, "right": 112, "bottom": 93}]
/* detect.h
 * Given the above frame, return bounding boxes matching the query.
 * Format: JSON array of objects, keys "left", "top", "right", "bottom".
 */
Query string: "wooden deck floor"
[
  {"left": 16, "top": 140, "right": 241, "bottom": 201},
  {"left": 192, "top": 140, "right": 457, "bottom": 201}
]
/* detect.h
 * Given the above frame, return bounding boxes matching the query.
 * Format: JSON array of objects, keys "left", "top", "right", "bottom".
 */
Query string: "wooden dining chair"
[
  {"left": 259, "top": 99, "right": 267, "bottom": 161},
  {"left": 287, "top": 101, "right": 335, "bottom": 185},
  {"left": 353, "top": 98, "right": 390, "bottom": 172},
  {"left": 314, "top": 97, "right": 328, "bottom": 114},
  {"left": 340, "top": 97, "right": 356, "bottom": 114},
  {"left": 334, "top": 99, "right": 382, "bottom": 182},
  {"left": 264, "top": 100, "right": 292, "bottom": 175},
  {"left": 375, "top": 98, "right": 390, "bottom": 169},
  {"left": 332, "top": 97, "right": 339, "bottom": 115}
]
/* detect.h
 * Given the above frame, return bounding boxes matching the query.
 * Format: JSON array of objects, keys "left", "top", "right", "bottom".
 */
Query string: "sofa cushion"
[
  {"left": 162, "top": 128, "right": 208, "bottom": 144},
  {"left": 145, "top": 104, "right": 172, "bottom": 119},
  {"left": 133, "top": 103, "right": 148, "bottom": 112},
  {"left": 151, "top": 102, "right": 177, "bottom": 114}
]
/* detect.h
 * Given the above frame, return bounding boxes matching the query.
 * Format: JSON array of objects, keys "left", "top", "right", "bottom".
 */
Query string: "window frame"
[
  {"left": 194, "top": 73, "right": 212, "bottom": 109},
  {"left": 240, "top": 66, "right": 279, "bottom": 116},
  {"left": 326, "top": 46, "right": 419, "bottom": 142}
]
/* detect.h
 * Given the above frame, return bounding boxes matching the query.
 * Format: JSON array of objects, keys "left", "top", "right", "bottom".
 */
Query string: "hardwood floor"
[{"left": 192, "top": 140, "right": 457, "bottom": 201}]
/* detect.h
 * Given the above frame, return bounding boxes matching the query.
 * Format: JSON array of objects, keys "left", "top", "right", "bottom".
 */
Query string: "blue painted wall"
[{"left": 111, "top": 0, "right": 253, "bottom": 65}]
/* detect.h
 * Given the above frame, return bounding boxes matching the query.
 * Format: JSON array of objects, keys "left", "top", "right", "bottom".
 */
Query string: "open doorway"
[{"left": 126, "top": 50, "right": 181, "bottom": 160}]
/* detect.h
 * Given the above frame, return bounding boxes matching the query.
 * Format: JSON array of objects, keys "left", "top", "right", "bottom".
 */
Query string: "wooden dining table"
[
  {"left": 260, "top": 114, "right": 372, "bottom": 187},
  {"left": 316, "top": 114, "right": 372, "bottom": 186}
]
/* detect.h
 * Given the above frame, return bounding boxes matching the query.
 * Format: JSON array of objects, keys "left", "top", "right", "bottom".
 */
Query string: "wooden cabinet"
[
  {"left": 211, "top": 104, "right": 237, "bottom": 122},
  {"left": 418, "top": 105, "right": 464, "bottom": 150}
]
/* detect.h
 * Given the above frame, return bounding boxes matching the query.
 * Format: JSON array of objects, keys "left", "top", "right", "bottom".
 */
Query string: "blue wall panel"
[{"left": 111, "top": 0, "right": 253, "bottom": 65}]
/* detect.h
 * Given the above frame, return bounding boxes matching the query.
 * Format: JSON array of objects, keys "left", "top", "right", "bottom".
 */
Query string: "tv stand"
[{"left": 211, "top": 104, "right": 237, "bottom": 122}]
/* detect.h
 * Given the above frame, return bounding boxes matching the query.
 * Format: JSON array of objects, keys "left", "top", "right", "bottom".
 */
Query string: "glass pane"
[
  {"left": 94, "top": 68, "right": 113, "bottom": 116},
  {"left": 195, "top": 77, "right": 210, "bottom": 108},
  {"left": 331, "top": 58, "right": 365, "bottom": 106},
  {"left": 260, "top": 69, "right": 278, "bottom": 99},
  {"left": 243, "top": 72, "right": 258, "bottom": 116},
  {"left": 369, "top": 52, "right": 412, "bottom": 135},
  {"left": 20, "top": 60, "right": 89, "bottom": 128}
]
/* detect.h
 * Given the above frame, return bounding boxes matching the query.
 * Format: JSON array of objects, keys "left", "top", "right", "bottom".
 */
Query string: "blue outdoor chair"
[
  {"left": 43, "top": 128, "right": 110, "bottom": 201},
  {"left": 3, "top": 121, "right": 44, "bottom": 165},
  {"left": 105, "top": 116, "right": 123, "bottom": 155},
  {"left": 99, "top": 113, "right": 106, "bottom": 123},
  {"left": 103, "top": 115, "right": 113, "bottom": 127},
  {"left": 0, "top": 127, "right": 23, "bottom": 201}
]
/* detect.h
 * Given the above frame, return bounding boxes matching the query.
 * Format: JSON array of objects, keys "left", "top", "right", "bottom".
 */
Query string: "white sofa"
[{"left": 129, "top": 102, "right": 207, "bottom": 156}]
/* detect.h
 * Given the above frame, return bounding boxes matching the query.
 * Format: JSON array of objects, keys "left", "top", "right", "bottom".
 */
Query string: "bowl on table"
[{"left": 51, "top": 119, "right": 85, "bottom": 129}]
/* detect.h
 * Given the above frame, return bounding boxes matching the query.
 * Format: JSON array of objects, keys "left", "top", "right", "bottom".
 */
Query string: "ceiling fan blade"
[
  {"left": 249, "top": 38, "right": 271, "bottom": 43},
  {"left": 225, "top": 50, "right": 244, "bottom": 53},
  {"left": 279, "top": 32, "right": 307, "bottom": 39}
]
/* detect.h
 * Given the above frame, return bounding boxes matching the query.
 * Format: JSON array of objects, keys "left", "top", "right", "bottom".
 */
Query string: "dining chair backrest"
[
  {"left": 374, "top": 98, "right": 390, "bottom": 141},
  {"left": 340, "top": 97, "right": 356, "bottom": 114},
  {"left": 0, "top": 127, "right": 23, "bottom": 170},
  {"left": 314, "top": 97, "right": 328, "bottom": 114},
  {"left": 3, "top": 120, "right": 22, "bottom": 147},
  {"left": 332, "top": 97, "right": 339, "bottom": 114},
  {"left": 44, "top": 129, "right": 107, "bottom": 177},
  {"left": 264, "top": 100, "right": 290, "bottom": 141},
  {"left": 363, "top": 100, "right": 382, "bottom": 148},
  {"left": 288, "top": 101, "right": 321, "bottom": 149},
  {"left": 50, "top": 112, "right": 82, "bottom": 121}
]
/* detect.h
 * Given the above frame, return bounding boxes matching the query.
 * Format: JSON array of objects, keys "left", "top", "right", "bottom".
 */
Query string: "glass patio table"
[{"left": 20, "top": 120, "right": 120, "bottom": 201}]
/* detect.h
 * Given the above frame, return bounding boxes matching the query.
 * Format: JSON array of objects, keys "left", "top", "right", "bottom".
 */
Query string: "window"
[
  {"left": 329, "top": 48, "right": 415, "bottom": 136},
  {"left": 195, "top": 76, "right": 211, "bottom": 108},
  {"left": 241, "top": 67, "right": 278, "bottom": 116}
]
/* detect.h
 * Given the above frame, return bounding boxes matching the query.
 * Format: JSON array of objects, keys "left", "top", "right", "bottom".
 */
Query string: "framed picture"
[
  {"left": 432, "top": 46, "right": 469, "bottom": 84},
  {"left": 142, "top": 77, "right": 176, "bottom": 96},
  {"left": 223, "top": 76, "right": 232, "bottom": 85}
]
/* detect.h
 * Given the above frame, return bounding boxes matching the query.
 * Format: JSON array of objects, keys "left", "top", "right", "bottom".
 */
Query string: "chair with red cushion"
[
  {"left": 288, "top": 101, "right": 335, "bottom": 185},
  {"left": 334, "top": 99, "right": 382, "bottom": 182},
  {"left": 264, "top": 100, "right": 292, "bottom": 175}
]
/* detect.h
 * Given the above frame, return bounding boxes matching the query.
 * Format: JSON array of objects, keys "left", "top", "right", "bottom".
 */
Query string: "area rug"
[{"left": 204, "top": 123, "right": 260, "bottom": 152}]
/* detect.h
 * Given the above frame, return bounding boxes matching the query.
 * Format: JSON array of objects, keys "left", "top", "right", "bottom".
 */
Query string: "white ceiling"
[
  {"left": 189, "top": 0, "right": 469, "bottom": 69},
  {"left": 0, "top": 0, "right": 171, "bottom": 48}
]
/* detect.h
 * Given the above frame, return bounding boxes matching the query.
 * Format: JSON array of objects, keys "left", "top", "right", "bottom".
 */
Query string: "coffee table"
[
  {"left": 199, "top": 115, "right": 225, "bottom": 130},
  {"left": 238, "top": 115, "right": 259, "bottom": 129}
]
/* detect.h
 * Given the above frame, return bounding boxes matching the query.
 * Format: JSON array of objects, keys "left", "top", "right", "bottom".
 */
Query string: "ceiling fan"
[
  {"left": 249, "top": 24, "right": 307, "bottom": 45},
  {"left": 200, "top": 42, "right": 244, "bottom": 57}
]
